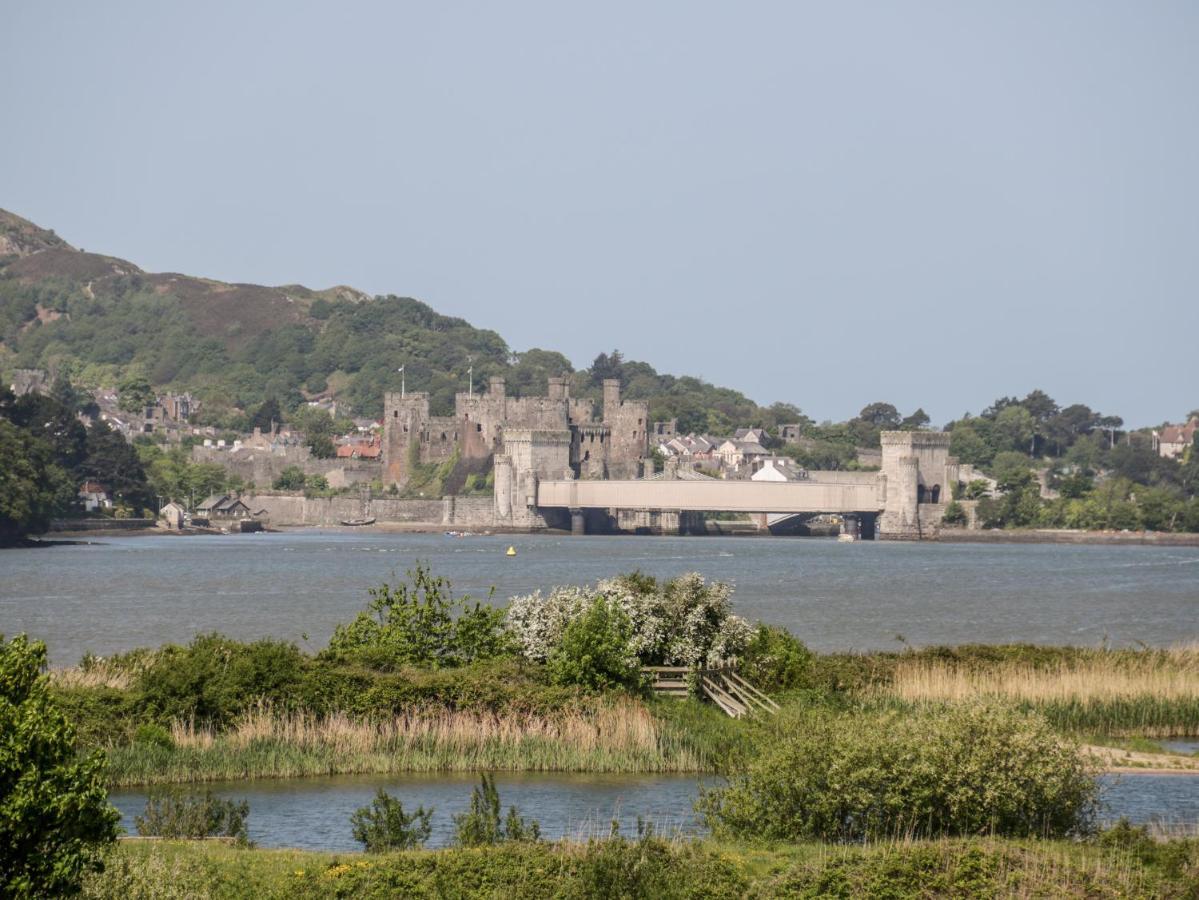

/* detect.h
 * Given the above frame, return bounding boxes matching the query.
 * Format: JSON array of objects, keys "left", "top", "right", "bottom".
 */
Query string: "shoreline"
[
  {"left": 21, "top": 522, "right": 1199, "bottom": 545},
  {"left": 937, "top": 528, "right": 1199, "bottom": 547}
]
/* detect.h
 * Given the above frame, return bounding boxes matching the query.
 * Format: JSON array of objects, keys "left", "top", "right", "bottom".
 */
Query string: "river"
[
  {"left": 108, "top": 772, "right": 1199, "bottom": 851},
  {"left": 2, "top": 531, "right": 1197, "bottom": 665}
]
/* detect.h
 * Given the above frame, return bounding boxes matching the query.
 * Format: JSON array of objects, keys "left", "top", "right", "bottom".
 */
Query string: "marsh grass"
[
  {"left": 81, "top": 835, "right": 1199, "bottom": 899},
  {"left": 107, "top": 700, "right": 708, "bottom": 786},
  {"left": 51, "top": 663, "right": 135, "bottom": 691},
  {"left": 876, "top": 646, "right": 1199, "bottom": 736}
]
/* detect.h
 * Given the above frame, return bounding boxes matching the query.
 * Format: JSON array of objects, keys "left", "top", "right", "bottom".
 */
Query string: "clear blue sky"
[{"left": 4, "top": 2, "right": 1196, "bottom": 426}]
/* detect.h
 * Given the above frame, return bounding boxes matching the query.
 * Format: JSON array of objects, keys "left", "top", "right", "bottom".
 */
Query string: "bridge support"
[
  {"left": 570, "top": 508, "right": 586, "bottom": 536},
  {"left": 841, "top": 514, "right": 859, "bottom": 539}
]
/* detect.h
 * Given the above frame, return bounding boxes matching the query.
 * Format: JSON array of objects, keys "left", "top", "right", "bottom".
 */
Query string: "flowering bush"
[{"left": 505, "top": 573, "right": 752, "bottom": 669}]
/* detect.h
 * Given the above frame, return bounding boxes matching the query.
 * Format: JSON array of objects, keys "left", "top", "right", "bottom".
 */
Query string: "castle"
[{"left": 383, "top": 376, "right": 650, "bottom": 487}]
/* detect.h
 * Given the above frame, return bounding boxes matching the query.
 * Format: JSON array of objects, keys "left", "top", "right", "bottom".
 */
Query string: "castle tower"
[{"left": 382, "top": 391, "right": 431, "bottom": 484}]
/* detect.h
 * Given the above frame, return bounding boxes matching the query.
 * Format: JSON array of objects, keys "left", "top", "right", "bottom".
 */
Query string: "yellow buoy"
[{"left": 506, "top": 546, "right": 517, "bottom": 557}]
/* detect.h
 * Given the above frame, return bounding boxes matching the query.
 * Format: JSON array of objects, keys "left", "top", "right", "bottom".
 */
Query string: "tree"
[
  {"left": 545, "top": 597, "right": 641, "bottom": 691},
  {"left": 80, "top": 423, "right": 154, "bottom": 511},
  {"left": 948, "top": 422, "right": 992, "bottom": 467},
  {"left": 116, "top": 374, "right": 154, "bottom": 414},
  {"left": 272, "top": 466, "right": 307, "bottom": 491},
  {"left": 0, "top": 635, "right": 120, "bottom": 897},
  {"left": 0, "top": 421, "right": 74, "bottom": 541},
  {"left": 351, "top": 789, "right": 433, "bottom": 851},
  {"left": 994, "top": 406, "right": 1035, "bottom": 455},
  {"left": 900, "top": 408, "right": 930, "bottom": 430},
  {"left": 249, "top": 397, "right": 282, "bottom": 433},
  {"left": 856, "top": 402, "right": 902, "bottom": 428},
  {"left": 589, "top": 350, "right": 625, "bottom": 386},
  {"left": 326, "top": 565, "right": 510, "bottom": 669},
  {"left": 1021, "top": 389, "right": 1059, "bottom": 423}
]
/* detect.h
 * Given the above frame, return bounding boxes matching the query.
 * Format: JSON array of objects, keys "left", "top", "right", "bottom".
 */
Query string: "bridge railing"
[{"left": 641, "top": 661, "right": 778, "bottom": 718}]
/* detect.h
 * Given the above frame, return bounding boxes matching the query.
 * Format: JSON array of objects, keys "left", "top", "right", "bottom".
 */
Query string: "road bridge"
[
  {"left": 495, "top": 430, "right": 958, "bottom": 540},
  {"left": 536, "top": 477, "right": 882, "bottom": 515}
]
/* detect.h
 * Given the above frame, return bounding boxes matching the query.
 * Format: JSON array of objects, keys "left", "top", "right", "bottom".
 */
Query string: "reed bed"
[
  {"left": 107, "top": 700, "right": 709, "bottom": 786},
  {"left": 877, "top": 647, "right": 1199, "bottom": 736},
  {"left": 50, "top": 663, "right": 135, "bottom": 691}
]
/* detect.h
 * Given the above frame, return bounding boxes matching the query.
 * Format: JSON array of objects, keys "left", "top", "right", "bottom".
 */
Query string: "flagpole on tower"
[{"left": 397, "top": 366, "right": 405, "bottom": 399}]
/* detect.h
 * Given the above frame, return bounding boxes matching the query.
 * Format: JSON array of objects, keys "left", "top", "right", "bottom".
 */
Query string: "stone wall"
[
  {"left": 193, "top": 445, "right": 380, "bottom": 489},
  {"left": 243, "top": 490, "right": 561, "bottom": 531},
  {"left": 244, "top": 493, "right": 497, "bottom": 528}
]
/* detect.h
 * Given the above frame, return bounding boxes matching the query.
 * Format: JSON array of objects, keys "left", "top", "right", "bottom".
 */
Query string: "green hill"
[{"left": 0, "top": 208, "right": 789, "bottom": 433}]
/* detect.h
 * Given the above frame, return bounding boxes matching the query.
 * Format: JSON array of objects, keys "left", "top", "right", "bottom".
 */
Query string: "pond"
[{"left": 109, "top": 771, "right": 1199, "bottom": 851}]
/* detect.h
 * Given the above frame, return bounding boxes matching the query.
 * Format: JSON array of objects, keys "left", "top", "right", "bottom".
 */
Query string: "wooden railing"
[{"left": 642, "top": 662, "right": 778, "bottom": 718}]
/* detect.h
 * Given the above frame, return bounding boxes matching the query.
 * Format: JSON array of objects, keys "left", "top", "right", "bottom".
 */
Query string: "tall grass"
[
  {"left": 877, "top": 645, "right": 1199, "bottom": 736},
  {"left": 107, "top": 700, "right": 709, "bottom": 786}
]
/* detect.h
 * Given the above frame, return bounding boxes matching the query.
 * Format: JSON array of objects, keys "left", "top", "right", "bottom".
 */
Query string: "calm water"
[
  {"left": 2, "top": 531, "right": 1198, "bottom": 664},
  {"left": 109, "top": 772, "right": 1199, "bottom": 851}
]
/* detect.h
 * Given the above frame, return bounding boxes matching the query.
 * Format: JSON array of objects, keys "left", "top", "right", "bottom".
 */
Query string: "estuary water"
[
  {"left": 109, "top": 772, "right": 1199, "bottom": 851},
  {"left": 2, "top": 531, "right": 1198, "bottom": 665}
]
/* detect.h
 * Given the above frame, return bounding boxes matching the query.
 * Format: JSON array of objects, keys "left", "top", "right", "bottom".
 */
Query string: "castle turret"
[{"left": 602, "top": 378, "right": 621, "bottom": 411}]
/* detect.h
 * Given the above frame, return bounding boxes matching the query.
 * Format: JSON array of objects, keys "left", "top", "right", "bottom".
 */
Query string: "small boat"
[{"left": 340, "top": 517, "right": 376, "bottom": 527}]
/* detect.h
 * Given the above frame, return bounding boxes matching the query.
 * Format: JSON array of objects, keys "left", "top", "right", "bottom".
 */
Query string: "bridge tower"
[{"left": 877, "top": 431, "right": 955, "bottom": 539}]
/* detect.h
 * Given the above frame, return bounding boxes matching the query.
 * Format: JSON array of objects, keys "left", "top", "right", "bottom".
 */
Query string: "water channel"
[
  {"left": 109, "top": 772, "right": 1199, "bottom": 851},
  {"left": 3, "top": 531, "right": 1198, "bottom": 665},
  {"left": 7, "top": 531, "right": 1199, "bottom": 849}
]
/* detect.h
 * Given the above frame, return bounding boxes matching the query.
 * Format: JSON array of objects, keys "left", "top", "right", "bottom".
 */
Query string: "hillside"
[{"left": 0, "top": 208, "right": 781, "bottom": 432}]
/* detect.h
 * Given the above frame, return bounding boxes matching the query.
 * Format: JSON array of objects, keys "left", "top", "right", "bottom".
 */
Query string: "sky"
[{"left": 3, "top": 2, "right": 1197, "bottom": 427}]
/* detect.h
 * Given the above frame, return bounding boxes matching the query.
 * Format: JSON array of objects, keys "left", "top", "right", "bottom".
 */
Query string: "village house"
[
  {"left": 716, "top": 438, "right": 769, "bottom": 474},
  {"left": 733, "top": 427, "right": 770, "bottom": 445},
  {"left": 195, "top": 494, "right": 252, "bottom": 521},
  {"left": 750, "top": 456, "right": 808, "bottom": 482},
  {"left": 78, "top": 481, "right": 111, "bottom": 512},
  {"left": 336, "top": 435, "right": 382, "bottom": 460},
  {"left": 1152, "top": 418, "right": 1198, "bottom": 459},
  {"left": 159, "top": 501, "right": 187, "bottom": 530}
]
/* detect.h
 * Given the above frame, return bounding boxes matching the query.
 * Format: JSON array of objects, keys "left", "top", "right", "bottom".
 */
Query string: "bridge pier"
[
  {"left": 841, "top": 514, "right": 859, "bottom": 539},
  {"left": 570, "top": 508, "right": 586, "bottom": 536}
]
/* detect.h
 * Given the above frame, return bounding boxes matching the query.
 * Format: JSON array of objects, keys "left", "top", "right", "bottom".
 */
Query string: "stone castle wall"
[{"left": 382, "top": 375, "right": 648, "bottom": 486}]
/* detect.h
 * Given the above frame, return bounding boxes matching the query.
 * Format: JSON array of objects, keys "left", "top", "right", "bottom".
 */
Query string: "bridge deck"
[{"left": 536, "top": 478, "right": 882, "bottom": 514}]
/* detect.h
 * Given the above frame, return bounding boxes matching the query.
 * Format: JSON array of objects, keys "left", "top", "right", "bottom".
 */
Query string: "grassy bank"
[
  {"left": 867, "top": 645, "right": 1199, "bottom": 736},
  {"left": 105, "top": 701, "right": 709, "bottom": 786},
  {"left": 82, "top": 834, "right": 1199, "bottom": 899},
  {"left": 56, "top": 640, "right": 1199, "bottom": 786}
]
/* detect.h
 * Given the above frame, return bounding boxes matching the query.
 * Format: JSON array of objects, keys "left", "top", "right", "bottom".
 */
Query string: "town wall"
[{"left": 192, "top": 445, "right": 380, "bottom": 489}]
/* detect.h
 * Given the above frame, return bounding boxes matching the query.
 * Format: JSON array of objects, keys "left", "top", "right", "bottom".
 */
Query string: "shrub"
[
  {"left": 942, "top": 500, "right": 968, "bottom": 525},
  {"left": 546, "top": 598, "right": 641, "bottom": 692},
  {"left": 507, "top": 572, "right": 752, "bottom": 669},
  {"left": 738, "top": 625, "right": 815, "bottom": 692},
  {"left": 135, "top": 634, "right": 305, "bottom": 726},
  {"left": 133, "top": 723, "right": 173, "bottom": 750},
  {"left": 326, "top": 565, "right": 511, "bottom": 669},
  {"left": 453, "top": 773, "right": 540, "bottom": 846},
  {"left": 350, "top": 789, "right": 433, "bottom": 852},
  {"left": 271, "top": 466, "right": 306, "bottom": 491},
  {"left": 700, "top": 701, "right": 1098, "bottom": 841},
  {"left": 0, "top": 635, "right": 119, "bottom": 898},
  {"left": 134, "top": 787, "right": 249, "bottom": 843}
]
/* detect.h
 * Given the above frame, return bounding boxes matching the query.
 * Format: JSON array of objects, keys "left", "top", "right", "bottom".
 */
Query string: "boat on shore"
[{"left": 339, "top": 517, "right": 376, "bottom": 527}]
